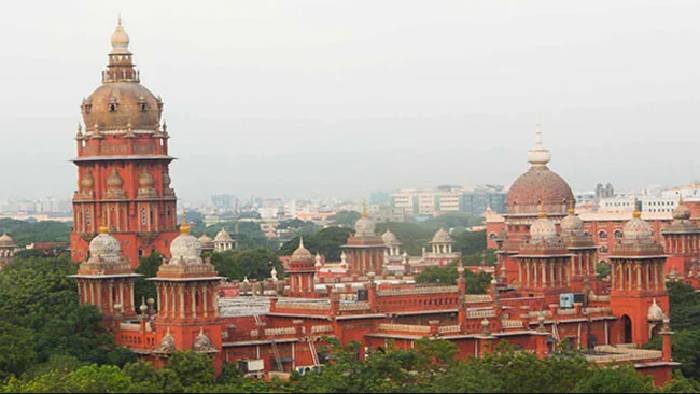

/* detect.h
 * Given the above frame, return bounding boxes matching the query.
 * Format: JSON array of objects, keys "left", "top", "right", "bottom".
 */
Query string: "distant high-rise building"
[
  {"left": 211, "top": 194, "right": 237, "bottom": 211},
  {"left": 595, "top": 182, "right": 615, "bottom": 200}
]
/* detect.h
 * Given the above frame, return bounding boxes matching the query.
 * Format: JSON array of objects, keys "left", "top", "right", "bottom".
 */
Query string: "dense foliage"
[
  {"left": 644, "top": 281, "right": 700, "bottom": 380},
  {"left": 278, "top": 227, "right": 354, "bottom": 261},
  {"left": 210, "top": 249, "right": 283, "bottom": 281},
  {"left": 0, "top": 256, "right": 134, "bottom": 380},
  {"left": 2, "top": 340, "right": 694, "bottom": 393},
  {"left": 416, "top": 262, "right": 492, "bottom": 293},
  {"left": 0, "top": 218, "right": 71, "bottom": 247}
]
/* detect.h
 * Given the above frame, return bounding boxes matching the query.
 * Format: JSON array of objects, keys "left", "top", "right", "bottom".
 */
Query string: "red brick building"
[
  {"left": 70, "top": 17, "right": 178, "bottom": 268},
  {"left": 70, "top": 23, "right": 679, "bottom": 387}
]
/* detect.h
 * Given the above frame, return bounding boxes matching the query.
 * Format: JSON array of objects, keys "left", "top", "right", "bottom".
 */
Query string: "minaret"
[
  {"left": 69, "top": 226, "right": 142, "bottom": 324},
  {"left": 149, "top": 216, "right": 223, "bottom": 371},
  {"left": 70, "top": 17, "right": 178, "bottom": 268},
  {"left": 608, "top": 207, "right": 669, "bottom": 345}
]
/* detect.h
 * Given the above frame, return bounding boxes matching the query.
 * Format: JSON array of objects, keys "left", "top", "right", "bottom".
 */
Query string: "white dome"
[
  {"left": 382, "top": 229, "right": 398, "bottom": 245},
  {"left": 561, "top": 209, "right": 583, "bottom": 231},
  {"left": 89, "top": 227, "right": 121, "bottom": 257},
  {"left": 623, "top": 212, "right": 653, "bottom": 240},
  {"left": 214, "top": 228, "right": 233, "bottom": 242},
  {"left": 647, "top": 300, "right": 665, "bottom": 321},
  {"left": 530, "top": 217, "right": 557, "bottom": 240},
  {"left": 169, "top": 226, "right": 202, "bottom": 265},
  {"left": 354, "top": 215, "right": 376, "bottom": 237}
]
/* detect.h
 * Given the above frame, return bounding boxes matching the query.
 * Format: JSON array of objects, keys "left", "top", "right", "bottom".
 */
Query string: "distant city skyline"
[{"left": 3, "top": 1, "right": 700, "bottom": 200}]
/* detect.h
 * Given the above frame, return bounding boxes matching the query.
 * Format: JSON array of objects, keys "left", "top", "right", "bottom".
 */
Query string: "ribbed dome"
[
  {"left": 672, "top": 201, "right": 691, "bottom": 221},
  {"left": 89, "top": 228, "right": 121, "bottom": 257},
  {"left": 560, "top": 208, "right": 583, "bottom": 231},
  {"left": 291, "top": 237, "right": 312, "bottom": 260},
  {"left": 82, "top": 83, "right": 161, "bottom": 132},
  {"left": 81, "top": 18, "right": 163, "bottom": 132},
  {"left": 507, "top": 167, "right": 574, "bottom": 214},
  {"left": 354, "top": 215, "right": 376, "bottom": 237},
  {"left": 169, "top": 224, "right": 202, "bottom": 265},
  {"left": 506, "top": 127, "right": 573, "bottom": 215},
  {"left": 647, "top": 300, "right": 664, "bottom": 321},
  {"left": 382, "top": 229, "right": 398, "bottom": 245},
  {"left": 623, "top": 212, "right": 653, "bottom": 240},
  {"left": 0, "top": 234, "right": 17, "bottom": 248}
]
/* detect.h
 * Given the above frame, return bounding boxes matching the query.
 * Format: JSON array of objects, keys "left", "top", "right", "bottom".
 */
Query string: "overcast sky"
[{"left": 2, "top": 0, "right": 700, "bottom": 202}]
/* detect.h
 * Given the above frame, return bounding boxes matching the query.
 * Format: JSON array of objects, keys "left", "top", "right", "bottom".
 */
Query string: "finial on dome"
[
  {"left": 633, "top": 210, "right": 641, "bottom": 219},
  {"left": 299, "top": 236, "right": 304, "bottom": 249},
  {"left": 538, "top": 201, "right": 546, "bottom": 219},
  {"left": 180, "top": 209, "right": 190, "bottom": 235},
  {"left": 527, "top": 124, "right": 551, "bottom": 167},
  {"left": 110, "top": 14, "right": 130, "bottom": 54},
  {"left": 99, "top": 225, "right": 109, "bottom": 234},
  {"left": 362, "top": 202, "right": 368, "bottom": 218}
]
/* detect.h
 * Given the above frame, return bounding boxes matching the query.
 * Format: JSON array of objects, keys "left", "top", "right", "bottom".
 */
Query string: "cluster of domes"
[
  {"left": 506, "top": 127, "right": 574, "bottom": 215},
  {"left": 613, "top": 210, "right": 665, "bottom": 256},
  {"left": 81, "top": 227, "right": 132, "bottom": 273}
]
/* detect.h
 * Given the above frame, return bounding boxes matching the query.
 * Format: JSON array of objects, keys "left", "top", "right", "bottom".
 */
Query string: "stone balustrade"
[
  {"left": 339, "top": 302, "right": 370, "bottom": 311},
  {"left": 501, "top": 320, "right": 523, "bottom": 328},
  {"left": 377, "top": 285, "right": 458, "bottom": 297},
  {"left": 264, "top": 327, "right": 297, "bottom": 337},
  {"left": 377, "top": 323, "right": 432, "bottom": 334},
  {"left": 464, "top": 294, "right": 493, "bottom": 304},
  {"left": 583, "top": 307, "right": 612, "bottom": 314},
  {"left": 585, "top": 345, "right": 662, "bottom": 364},
  {"left": 466, "top": 309, "right": 496, "bottom": 319},
  {"left": 438, "top": 325, "right": 461, "bottom": 334},
  {"left": 311, "top": 325, "right": 334, "bottom": 334},
  {"left": 119, "top": 322, "right": 152, "bottom": 332},
  {"left": 556, "top": 309, "right": 577, "bottom": 315}
]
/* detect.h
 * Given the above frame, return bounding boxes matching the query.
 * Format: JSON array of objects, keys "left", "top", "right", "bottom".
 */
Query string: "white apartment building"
[
  {"left": 598, "top": 195, "right": 678, "bottom": 214},
  {"left": 390, "top": 186, "right": 464, "bottom": 216}
]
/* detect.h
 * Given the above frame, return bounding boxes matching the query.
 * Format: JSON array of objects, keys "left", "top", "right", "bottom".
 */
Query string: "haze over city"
[{"left": 2, "top": 0, "right": 700, "bottom": 200}]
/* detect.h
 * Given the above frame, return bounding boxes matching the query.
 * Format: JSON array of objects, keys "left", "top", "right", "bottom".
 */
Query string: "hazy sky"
[{"left": 2, "top": 0, "right": 700, "bottom": 201}]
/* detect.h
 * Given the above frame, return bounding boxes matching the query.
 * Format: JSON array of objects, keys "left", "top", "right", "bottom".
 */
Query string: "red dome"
[{"left": 506, "top": 166, "right": 573, "bottom": 215}]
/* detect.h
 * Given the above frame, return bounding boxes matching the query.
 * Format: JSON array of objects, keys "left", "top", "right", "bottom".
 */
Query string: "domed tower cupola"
[
  {"left": 81, "top": 16, "right": 164, "bottom": 133},
  {"left": 505, "top": 126, "right": 574, "bottom": 215},
  {"left": 287, "top": 237, "right": 317, "bottom": 297}
]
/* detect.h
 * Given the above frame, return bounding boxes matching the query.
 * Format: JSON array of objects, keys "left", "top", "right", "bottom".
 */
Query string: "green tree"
[
  {"left": 166, "top": 351, "right": 215, "bottom": 388},
  {"left": 334, "top": 210, "right": 361, "bottom": 228},
  {"left": 0, "top": 218, "right": 71, "bottom": 248},
  {"left": 278, "top": 227, "right": 353, "bottom": 261},
  {"left": 573, "top": 364, "right": 655, "bottom": 393},
  {"left": 210, "top": 249, "right": 281, "bottom": 281},
  {"left": 134, "top": 252, "right": 162, "bottom": 304},
  {"left": 0, "top": 321, "right": 36, "bottom": 380}
]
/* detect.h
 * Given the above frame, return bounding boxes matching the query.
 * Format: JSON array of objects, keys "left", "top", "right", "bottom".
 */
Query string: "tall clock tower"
[{"left": 71, "top": 18, "right": 179, "bottom": 268}]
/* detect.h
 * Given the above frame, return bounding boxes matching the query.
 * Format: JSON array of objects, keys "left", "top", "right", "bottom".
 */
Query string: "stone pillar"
[{"left": 660, "top": 320, "right": 673, "bottom": 362}]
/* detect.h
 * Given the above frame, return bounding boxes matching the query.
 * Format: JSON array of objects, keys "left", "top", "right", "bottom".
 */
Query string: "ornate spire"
[
  {"left": 104, "top": 16, "right": 138, "bottom": 82},
  {"left": 527, "top": 124, "right": 551, "bottom": 167},
  {"left": 180, "top": 209, "right": 190, "bottom": 235}
]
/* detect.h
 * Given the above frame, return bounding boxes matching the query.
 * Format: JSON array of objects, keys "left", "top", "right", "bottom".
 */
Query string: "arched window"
[
  {"left": 614, "top": 229, "right": 623, "bottom": 239},
  {"left": 600, "top": 245, "right": 608, "bottom": 253},
  {"left": 598, "top": 230, "right": 607, "bottom": 240}
]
